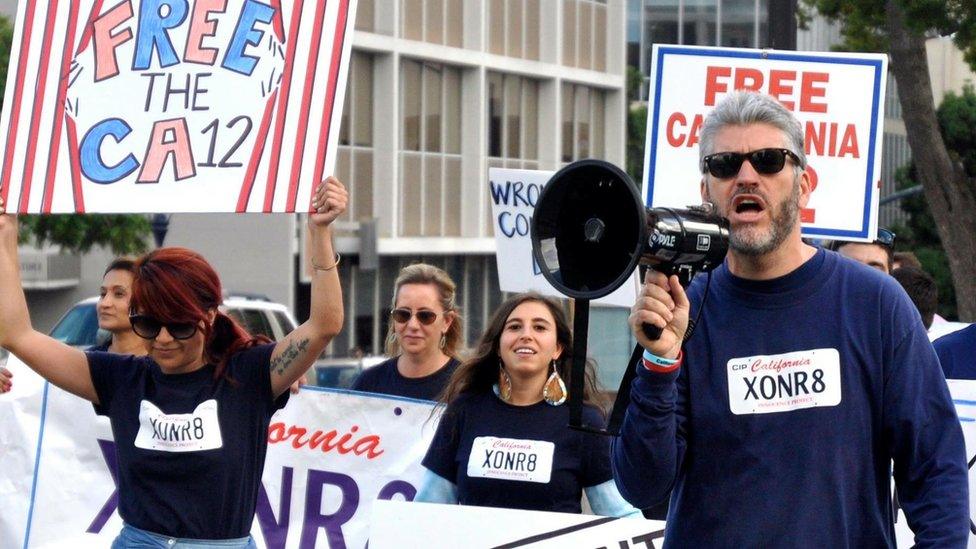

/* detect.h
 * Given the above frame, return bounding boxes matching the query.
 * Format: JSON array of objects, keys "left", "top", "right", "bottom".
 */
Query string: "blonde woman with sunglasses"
[{"left": 351, "top": 263, "right": 463, "bottom": 401}]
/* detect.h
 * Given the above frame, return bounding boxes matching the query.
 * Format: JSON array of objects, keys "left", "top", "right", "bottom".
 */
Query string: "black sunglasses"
[
  {"left": 390, "top": 308, "right": 440, "bottom": 325},
  {"left": 876, "top": 227, "right": 896, "bottom": 248},
  {"left": 129, "top": 314, "right": 198, "bottom": 340},
  {"left": 701, "top": 148, "right": 803, "bottom": 179}
]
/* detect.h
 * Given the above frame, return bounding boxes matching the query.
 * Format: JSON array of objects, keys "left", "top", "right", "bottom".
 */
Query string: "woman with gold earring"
[
  {"left": 351, "top": 263, "right": 462, "bottom": 400},
  {"left": 416, "top": 292, "right": 639, "bottom": 517}
]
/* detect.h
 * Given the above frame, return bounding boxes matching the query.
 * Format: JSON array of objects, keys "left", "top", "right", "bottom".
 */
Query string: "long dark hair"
[
  {"left": 438, "top": 292, "right": 603, "bottom": 409},
  {"left": 131, "top": 247, "right": 269, "bottom": 380}
]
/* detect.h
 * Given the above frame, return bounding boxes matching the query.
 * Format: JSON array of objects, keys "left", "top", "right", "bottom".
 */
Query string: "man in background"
[
  {"left": 935, "top": 325, "right": 976, "bottom": 380},
  {"left": 831, "top": 227, "right": 895, "bottom": 274},
  {"left": 892, "top": 266, "right": 938, "bottom": 331}
]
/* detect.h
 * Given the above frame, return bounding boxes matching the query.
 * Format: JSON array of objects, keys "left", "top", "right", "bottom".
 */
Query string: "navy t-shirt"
[
  {"left": 87, "top": 343, "right": 287, "bottom": 539},
  {"left": 351, "top": 356, "right": 459, "bottom": 401},
  {"left": 613, "top": 249, "right": 969, "bottom": 547},
  {"left": 88, "top": 341, "right": 110, "bottom": 415},
  {"left": 423, "top": 390, "right": 612, "bottom": 513},
  {"left": 935, "top": 324, "right": 976, "bottom": 380}
]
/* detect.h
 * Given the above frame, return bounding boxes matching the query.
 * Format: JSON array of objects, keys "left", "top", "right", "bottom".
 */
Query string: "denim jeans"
[{"left": 111, "top": 524, "right": 257, "bottom": 549}]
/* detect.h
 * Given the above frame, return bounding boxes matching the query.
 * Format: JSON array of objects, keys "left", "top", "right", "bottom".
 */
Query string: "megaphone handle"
[
  {"left": 638, "top": 265, "right": 665, "bottom": 341},
  {"left": 642, "top": 323, "right": 663, "bottom": 340}
]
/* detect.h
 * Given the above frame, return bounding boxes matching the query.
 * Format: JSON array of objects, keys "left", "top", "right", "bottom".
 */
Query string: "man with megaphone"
[{"left": 611, "top": 91, "right": 969, "bottom": 547}]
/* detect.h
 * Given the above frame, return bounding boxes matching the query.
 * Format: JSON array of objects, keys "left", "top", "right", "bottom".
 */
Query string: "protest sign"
[
  {"left": 0, "top": 358, "right": 438, "bottom": 548},
  {"left": 370, "top": 500, "right": 665, "bottom": 548},
  {"left": 644, "top": 45, "right": 887, "bottom": 242},
  {"left": 0, "top": 0, "right": 356, "bottom": 214},
  {"left": 488, "top": 167, "right": 638, "bottom": 308}
]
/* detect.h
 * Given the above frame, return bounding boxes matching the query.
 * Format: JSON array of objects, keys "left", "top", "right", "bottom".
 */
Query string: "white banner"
[
  {"left": 4, "top": 353, "right": 974, "bottom": 547},
  {"left": 0, "top": 0, "right": 357, "bottom": 213},
  {"left": 488, "top": 167, "right": 638, "bottom": 308},
  {"left": 895, "top": 379, "right": 976, "bottom": 548},
  {"left": 0, "top": 357, "right": 438, "bottom": 548},
  {"left": 370, "top": 500, "right": 665, "bottom": 548},
  {"left": 644, "top": 45, "right": 888, "bottom": 242}
]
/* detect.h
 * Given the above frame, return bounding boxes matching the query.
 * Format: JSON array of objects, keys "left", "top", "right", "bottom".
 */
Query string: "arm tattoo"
[{"left": 270, "top": 337, "right": 310, "bottom": 377}]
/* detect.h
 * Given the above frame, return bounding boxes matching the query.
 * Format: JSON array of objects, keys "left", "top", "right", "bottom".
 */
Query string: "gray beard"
[{"left": 706, "top": 177, "right": 801, "bottom": 257}]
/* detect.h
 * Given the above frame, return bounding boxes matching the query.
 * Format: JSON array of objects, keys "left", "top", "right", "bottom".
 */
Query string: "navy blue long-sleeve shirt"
[{"left": 612, "top": 249, "right": 969, "bottom": 548}]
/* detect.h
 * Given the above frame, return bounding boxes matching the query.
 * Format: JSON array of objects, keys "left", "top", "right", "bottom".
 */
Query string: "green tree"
[
  {"left": 627, "top": 104, "right": 648, "bottom": 185},
  {"left": 892, "top": 165, "right": 956, "bottom": 319},
  {"left": 0, "top": 15, "right": 151, "bottom": 255},
  {"left": 626, "top": 66, "right": 648, "bottom": 185},
  {"left": 18, "top": 215, "right": 151, "bottom": 255},
  {"left": 804, "top": 0, "right": 976, "bottom": 321},
  {"left": 893, "top": 85, "right": 976, "bottom": 319},
  {"left": 626, "top": 66, "right": 647, "bottom": 185},
  {"left": 0, "top": 13, "right": 11, "bottom": 96}
]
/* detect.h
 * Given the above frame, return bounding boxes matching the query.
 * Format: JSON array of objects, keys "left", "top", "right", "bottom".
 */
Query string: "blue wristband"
[{"left": 642, "top": 349, "right": 678, "bottom": 366}]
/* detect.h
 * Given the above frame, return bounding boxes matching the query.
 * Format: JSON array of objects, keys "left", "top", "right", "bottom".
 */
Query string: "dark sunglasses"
[
  {"left": 390, "top": 308, "right": 440, "bottom": 325},
  {"left": 129, "top": 314, "right": 198, "bottom": 340},
  {"left": 701, "top": 148, "right": 803, "bottom": 179},
  {"left": 876, "top": 227, "right": 896, "bottom": 248}
]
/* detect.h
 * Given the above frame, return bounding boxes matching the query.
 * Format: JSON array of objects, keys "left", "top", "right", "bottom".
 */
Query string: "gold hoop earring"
[
  {"left": 543, "top": 359, "right": 567, "bottom": 406},
  {"left": 387, "top": 332, "right": 397, "bottom": 346},
  {"left": 497, "top": 361, "right": 513, "bottom": 402},
  {"left": 439, "top": 333, "right": 447, "bottom": 349}
]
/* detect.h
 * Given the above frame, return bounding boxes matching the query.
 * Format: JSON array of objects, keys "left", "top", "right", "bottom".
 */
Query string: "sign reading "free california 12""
[
  {"left": 644, "top": 45, "right": 888, "bottom": 242},
  {"left": 0, "top": 0, "right": 356, "bottom": 214}
]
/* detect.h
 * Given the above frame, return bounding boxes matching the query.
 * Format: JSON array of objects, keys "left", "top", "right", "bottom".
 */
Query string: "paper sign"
[
  {"left": 488, "top": 168, "right": 637, "bottom": 308},
  {"left": 644, "top": 45, "right": 888, "bottom": 242},
  {"left": 0, "top": 0, "right": 357, "bottom": 213}
]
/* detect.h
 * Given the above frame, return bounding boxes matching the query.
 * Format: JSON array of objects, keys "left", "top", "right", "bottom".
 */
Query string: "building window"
[
  {"left": 684, "top": 2, "right": 717, "bottom": 45},
  {"left": 401, "top": 0, "right": 463, "bottom": 47},
  {"left": 588, "top": 306, "right": 636, "bottom": 390},
  {"left": 356, "top": 0, "right": 374, "bottom": 32},
  {"left": 337, "top": 52, "right": 374, "bottom": 224},
  {"left": 561, "top": 83, "right": 607, "bottom": 162},
  {"left": 487, "top": 72, "right": 540, "bottom": 169},
  {"left": 399, "top": 59, "right": 463, "bottom": 237},
  {"left": 720, "top": 0, "right": 758, "bottom": 47},
  {"left": 633, "top": 0, "right": 768, "bottom": 100},
  {"left": 563, "top": 0, "right": 607, "bottom": 70},
  {"left": 487, "top": 0, "right": 541, "bottom": 60},
  {"left": 626, "top": 0, "right": 642, "bottom": 69}
]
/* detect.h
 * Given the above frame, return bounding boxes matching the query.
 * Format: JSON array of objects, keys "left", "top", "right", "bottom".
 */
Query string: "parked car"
[
  {"left": 49, "top": 293, "right": 299, "bottom": 348},
  {"left": 313, "top": 355, "right": 386, "bottom": 389},
  {"left": 46, "top": 293, "right": 373, "bottom": 389}
]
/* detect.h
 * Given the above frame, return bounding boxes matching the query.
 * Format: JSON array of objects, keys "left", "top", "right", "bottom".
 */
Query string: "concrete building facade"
[
  {"left": 319, "top": 0, "right": 628, "bottom": 386},
  {"left": 5, "top": 1, "right": 629, "bottom": 385}
]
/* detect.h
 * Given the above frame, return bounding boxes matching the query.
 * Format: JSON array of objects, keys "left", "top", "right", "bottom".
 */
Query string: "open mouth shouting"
[{"left": 730, "top": 194, "right": 767, "bottom": 223}]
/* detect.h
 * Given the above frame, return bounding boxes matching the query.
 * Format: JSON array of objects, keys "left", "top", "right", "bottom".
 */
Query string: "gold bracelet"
[{"left": 311, "top": 253, "right": 341, "bottom": 271}]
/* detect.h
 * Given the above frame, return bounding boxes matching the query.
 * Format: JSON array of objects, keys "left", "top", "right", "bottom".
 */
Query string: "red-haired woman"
[{"left": 0, "top": 178, "right": 347, "bottom": 548}]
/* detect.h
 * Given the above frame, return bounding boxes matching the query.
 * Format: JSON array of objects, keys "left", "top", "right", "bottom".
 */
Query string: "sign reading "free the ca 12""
[{"left": 0, "top": 0, "right": 356, "bottom": 214}]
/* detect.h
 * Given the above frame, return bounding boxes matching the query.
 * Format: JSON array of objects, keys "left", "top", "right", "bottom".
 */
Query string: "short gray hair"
[{"left": 699, "top": 91, "right": 806, "bottom": 176}]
